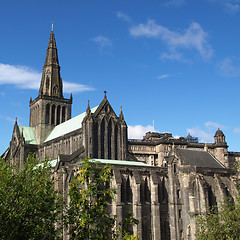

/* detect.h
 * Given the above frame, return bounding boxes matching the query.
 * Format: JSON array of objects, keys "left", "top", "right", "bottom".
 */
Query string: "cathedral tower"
[
  {"left": 213, "top": 128, "right": 228, "bottom": 167},
  {"left": 30, "top": 28, "right": 72, "bottom": 143}
]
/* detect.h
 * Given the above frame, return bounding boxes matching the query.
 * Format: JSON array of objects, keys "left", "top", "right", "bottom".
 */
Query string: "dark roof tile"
[{"left": 176, "top": 148, "right": 224, "bottom": 168}]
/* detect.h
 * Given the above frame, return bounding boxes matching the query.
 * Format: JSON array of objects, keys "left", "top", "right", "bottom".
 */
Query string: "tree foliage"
[
  {"left": 66, "top": 158, "right": 138, "bottom": 240},
  {"left": 0, "top": 154, "right": 63, "bottom": 240},
  {"left": 196, "top": 197, "right": 240, "bottom": 239}
]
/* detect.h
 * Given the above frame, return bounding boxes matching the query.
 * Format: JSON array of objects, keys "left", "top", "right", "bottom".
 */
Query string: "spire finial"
[
  {"left": 104, "top": 90, "right": 107, "bottom": 99},
  {"left": 86, "top": 100, "right": 91, "bottom": 115},
  {"left": 51, "top": 21, "right": 54, "bottom": 31},
  {"left": 119, "top": 106, "right": 124, "bottom": 121}
]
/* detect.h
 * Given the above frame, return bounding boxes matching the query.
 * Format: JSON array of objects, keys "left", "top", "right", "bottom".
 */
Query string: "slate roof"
[
  {"left": 176, "top": 148, "right": 224, "bottom": 168},
  {"left": 18, "top": 126, "right": 38, "bottom": 144},
  {"left": 44, "top": 106, "right": 98, "bottom": 143}
]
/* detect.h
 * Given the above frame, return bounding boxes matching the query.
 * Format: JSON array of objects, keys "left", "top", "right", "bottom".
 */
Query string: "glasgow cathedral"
[{"left": 3, "top": 29, "right": 239, "bottom": 240}]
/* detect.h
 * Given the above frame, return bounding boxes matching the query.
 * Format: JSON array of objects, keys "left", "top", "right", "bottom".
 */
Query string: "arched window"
[
  {"left": 51, "top": 105, "right": 55, "bottom": 124},
  {"left": 126, "top": 176, "right": 132, "bottom": 202},
  {"left": 144, "top": 178, "right": 151, "bottom": 202},
  {"left": 158, "top": 178, "right": 166, "bottom": 203},
  {"left": 115, "top": 124, "right": 118, "bottom": 160},
  {"left": 56, "top": 105, "right": 61, "bottom": 125},
  {"left": 62, "top": 106, "right": 66, "bottom": 122},
  {"left": 121, "top": 175, "right": 132, "bottom": 203},
  {"left": 161, "top": 178, "right": 168, "bottom": 203},
  {"left": 207, "top": 185, "right": 217, "bottom": 211},
  {"left": 94, "top": 122, "right": 98, "bottom": 158},
  {"left": 140, "top": 181, "right": 144, "bottom": 203},
  {"left": 101, "top": 118, "right": 105, "bottom": 159},
  {"left": 45, "top": 104, "right": 50, "bottom": 124},
  {"left": 46, "top": 77, "right": 49, "bottom": 92},
  {"left": 224, "top": 187, "right": 234, "bottom": 204},
  {"left": 53, "top": 85, "right": 58, "bottom": 95},
  {"left": 108, "top": 119, "right": 112, "bottom": 159},
  {"left": 121, "top": 177, "right": 125, "bottom": 203}
]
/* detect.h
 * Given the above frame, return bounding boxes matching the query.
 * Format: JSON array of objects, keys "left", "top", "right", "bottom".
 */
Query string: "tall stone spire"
[
  {"left": 30, "top": 27, "right": 72, "bottom": 144},
  {"left": 39, "top": 29, "right": 63, "bottom": 98}
]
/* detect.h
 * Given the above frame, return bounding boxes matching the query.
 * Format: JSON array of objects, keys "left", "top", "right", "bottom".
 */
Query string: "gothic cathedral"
[{"left": 3, "top": 29, "right": 239, "bottom": 240}]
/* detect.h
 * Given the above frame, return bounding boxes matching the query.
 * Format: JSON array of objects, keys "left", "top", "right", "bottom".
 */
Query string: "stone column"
[
  {"left": 167, "top": 162, "right": 178, "bottom": 240},
  {"left": 60, "top": 106, "right": 62, "bottom": 123},
  {"left": 112, "top": 169, "right": 123, "bottom": 237},
  {"left": 55, "top": 105, "right": 57, "bottom": 125},
  {"left": 151, "top": 172, "right": 161, "bottom": 240},
  {"left": 132, "top": 171, "right": 142, "bottom": 239},
  {"left": 63, "top": 168, "right": 70, "bottom": 240}
]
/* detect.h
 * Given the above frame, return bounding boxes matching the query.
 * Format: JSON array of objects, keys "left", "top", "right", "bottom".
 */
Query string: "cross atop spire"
[
  {"left": 104, "top": 90, "right": 107, "bottom": 99},
  {"left": 51, "top": 21, "right": 54, "bottom": 31}
]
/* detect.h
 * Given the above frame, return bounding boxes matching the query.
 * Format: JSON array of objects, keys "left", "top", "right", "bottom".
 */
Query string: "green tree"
[
  {"left": 196, "top": 198, "right": 240, "bottom": 240},
  {"left": 66, "top": 158, "right": 138, "bottom": 240},
  {"left": 0, "top": 153, "right": 63, "bottom": 240}
]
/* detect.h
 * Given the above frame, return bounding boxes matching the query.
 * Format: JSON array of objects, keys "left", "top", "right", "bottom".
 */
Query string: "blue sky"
[{"left": 1, "top": 0, "right": 240, "bottom": 154}]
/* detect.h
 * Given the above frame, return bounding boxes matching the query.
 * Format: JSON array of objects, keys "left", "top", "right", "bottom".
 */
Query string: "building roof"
[
  {"left": 18, "top": 126, "right": 38, "bottom": 144},
  {"left": 176, "top": 148, "right": 224, "bottom": 168},
  {"left": 214, "top": 128, "right": 224, "bottom": 137},
  {"left": 44, "top": 106, "right": 98, "bottom": 143}
]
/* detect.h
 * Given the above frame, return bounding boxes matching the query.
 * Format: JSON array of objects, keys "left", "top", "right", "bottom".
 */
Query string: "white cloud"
[
  {"left": 116, "top": 12, "right": 131, "bottom": 23},
  {"left": 0, "top": 63, "right": 93, "bottom": 93},
  {"left": 209, "top": 0, "right": 240, "bottom": 14},
  {"left": 187, "top": 121, "right": 227, "bottom": 143},
  {"left": 130, "top": 20, "right": 213, "bottom": 60},
  {"left": 0, "top": 63, "right": 41, "bottom": 89},
  {"left": 128, "top": 125, "right": 156, "bottom": 139},
  {"left": 187, "top": 127, "right": 213, "bottom": 142},
  {"left": 157, "top": 74, "right": 170, "bottom": 79},
  {"left": 205, "top": 121, "right": 226, "bottom": 130},
  {"left": 92, "top": 36, "right": 112, "bottom": 54},
  {"left": 63, "top": 81, "right": 94, "bottom": 93},
  {"left": 218, "top": 57, "right": 240, "bottom": 77},
  {"left": 225, "top": 1, "right": 240, "bottom": 13}
]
